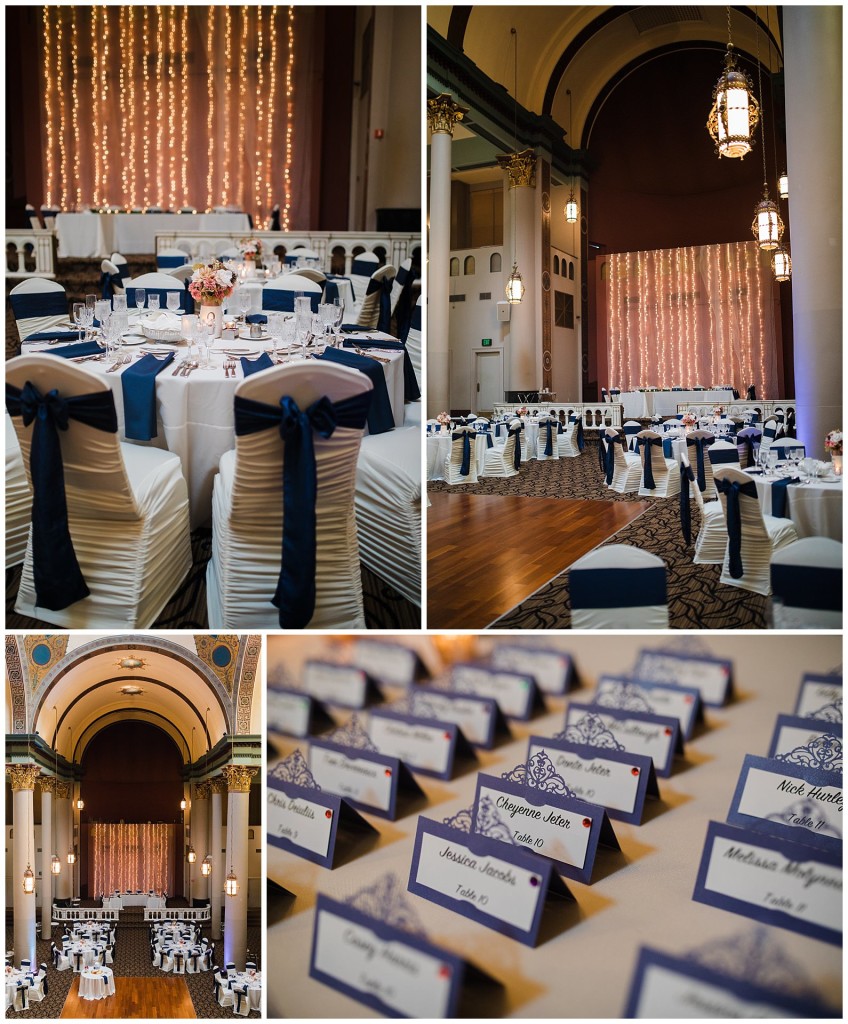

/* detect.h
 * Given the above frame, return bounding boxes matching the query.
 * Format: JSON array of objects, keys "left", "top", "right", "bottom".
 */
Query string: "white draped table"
[
  {"left": 619, "top": 388, "right": 733, "bottom": 419},
  {"left": 744, "top": 470, "right": 843, "bottom": 541},
  {"left": 79, "top": 966, "right": 115, "bottom": 1001},
  {"left": 55, "top": 212, "right": 251, "bottom": 258}
]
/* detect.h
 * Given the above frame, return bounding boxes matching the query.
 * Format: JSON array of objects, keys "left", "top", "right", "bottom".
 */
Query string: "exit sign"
[{"left": 481, "top": 338, "right": 492, "bottom": 347}]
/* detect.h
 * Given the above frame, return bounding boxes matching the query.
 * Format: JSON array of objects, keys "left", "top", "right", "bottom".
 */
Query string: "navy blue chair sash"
[
  {"left": 687, "top": 435, "right": 714, "bottom": 491},
  {"left": 6, "top": 381, "right": 118, "bottom": 610},
  {"left": 453, "top": 430, "right": 473, "bottom": 475},
  {"left": 403, "top": 300, "right": 421, "bottom": 345},
  {"left": 263, "top": 288, "right": 319, "bottom": 314},
  {"left": 543, "top": 420, "right": 554, "bottom": 456},
  {"left": 351, "top": 257, "right": 379, "bottom": 288},
  {"left": 508, "top": 424, "right": 522, "bottom": 469},
  {"left": 679, "top": 463, "right": 696, "bottom": 545},
  {"left": 365, "top": 276, "right": 394, "bottom": 333},
  {"left": 568, "top": 415, "right": 585, "bottom": 451},
  {"left": 772, "top": 564, "right": 842, "bottom": 612},
  {"left": 571, "top": 566, "right": 667, "bottom": 608},
  {"left": 342, "top": 338, "right": 420, "bottom": 402},
  {"left": 714, "top": 477, "right": 759, "bottom": 578},
  {"left": 318, "top": 347, "right": 394, "bottom": 434},
  {"left": 709, "top": 447, "right": 739, "bottom": 465},
  {"left": 100, "top": 270, "right": 124, "bottom": 300},
  {"left": 640, "top": 436, "right": 662, "bottom": 489},
  {"left": 604, "top": 434, "right": 626, "bottom": 485},
  {"left": 11, "top": 291, "right": 67, "bottom": 321},
  {"left": 157, "top": 254, "right": 185, "bottom": 269},
  {"left": 737, "top": 428, "right": 761, "bottom": 466},
  {"left": 478, "top": 428, "right": 493, "bottom": 449},
  {"left": 233, "top": 390, "right": 370, "bottom": 627}
]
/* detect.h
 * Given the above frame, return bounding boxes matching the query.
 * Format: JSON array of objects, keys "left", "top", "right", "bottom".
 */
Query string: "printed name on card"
[
  {"left": 563, "top": 702, "right": 682, "bottom": 777},
  {"left": 451, "top": 663, "right": 542, "bottom": 719},
  {"left": 634, "top": 648, "right": 733, "bottom": 706},
  {"left": 308, "top": 738, "right": 424, "bottom": 820},
  {"left": 352, "top": 640, "right": 428, "bottom": 688},
  {"left": 595, "top": 674, "right": 703, "bottom": 741},
  {"left": 303, "top": 661, "right": 378, "bottom": 709},
  {"left": 490, "top": 645, "right": 575, "bottom": 695}
]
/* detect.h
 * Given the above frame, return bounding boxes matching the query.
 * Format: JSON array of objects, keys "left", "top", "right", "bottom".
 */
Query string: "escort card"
[
  {"left": 308, "top": 738, "right": 425, "bottom": 820},
  {"left": 727, "top": 754, "right": 842, "bottom": 854},
  {"left": 624, "top": 946, "right": 838, "bottom": 1019},
  {"left": 408, "top": 688, "right": 508, "bottom": 748},
  {"left": 267, "top": 687, "right": 334, "bottom": 738},
  {"left": 564, "top": 702, "right": 682, "bottom": 777},
  {"left": 267, "top": 775, "right": 376, "bottom": 868},
  {"left": 767, "top": 714, "right": 842, "bottom": 765},
  {"left": 692, "top": 820, "right": 841, "bottom": 946},
  {"left": 367, "top": 708, "right": 475, "bottom": 780},
  {"left": 303, "top": 661, "right": 381, "bottom": 709},
  {"left": 527, "top": 736, "right": 658, "bottom": 825},
  {"left": 634, "top": 648, "right": 733, "bottom": 706},
  {"left": 407, "top": 817, "right": 574, "bottom": 947},
  {"left": 310, "top": 895, "right": 497, "bottom": 1018},
  {"left": 795, "top": 673, "right": 843, "bottom": 721},
  {"left": 451, "top": 663, "right": 542, "bottom": 719},
  {"left": 596, "top": 674, "right": 703, "bottom": 741},
  {"left": 490, "top": 644, "right": 575, "bottom": 695},
  {"left": 352, "top": 639, "right": 428, "bottom": 688},
  {"left": 471, "top": 774, "right": 619, "bottom": 884}
]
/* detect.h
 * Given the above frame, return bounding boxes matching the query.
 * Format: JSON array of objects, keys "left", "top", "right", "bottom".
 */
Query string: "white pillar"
[
  {"left": 783, "top": 6, "right": 842, "bottom": 457},
  {"left": 7, "top": 765, "right": 40, "bottom": 966},
  {"left": 38, "top": 778, "right": 56, "bottom": 937},
  {"left": 500, "top": 149, "right": 538, "bottom": 394},
  {"left": 54, "top": 782, "right": 72, "bottom": 901},
  {"left": 222, "top": 764, "right": 256, "bottom": 970},
  {"left": 210, "top": 778, "right": 225, "bottom": 940},
  {"left": 192, "top": 783, "right": 210, "bottom": 905},
  {"left": 427, "top": 94, "right": 467, "bottom": 416}
]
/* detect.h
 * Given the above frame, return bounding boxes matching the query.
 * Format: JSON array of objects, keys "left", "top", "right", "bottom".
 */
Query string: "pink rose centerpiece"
[
  {"left": 238, "top": 237, "right": 263, "bottom": 261},
  {"left": 825, "top": 429, "right": 843, "bottom": 475},
  {"left": 189, "top": 260, "right": 237, "bottom": 338},
  {"left": 681, "top": 411, "right": 697, "bottom": 430},
  {"left": 436, "top": 411, "right": 451, "bottom": 431}
]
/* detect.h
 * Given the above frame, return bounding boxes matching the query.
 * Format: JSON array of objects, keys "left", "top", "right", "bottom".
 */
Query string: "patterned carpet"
[
  {"left": 5, "top": 909, "right": 261, "bottom": 1019},
  {"left": 427, "top": 439, "right": 768, "bottom": 629}
]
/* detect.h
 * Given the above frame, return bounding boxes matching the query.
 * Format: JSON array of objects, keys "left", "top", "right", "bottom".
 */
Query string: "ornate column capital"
[
  {"left": 6, "top": 764, "right": 41, "bottom": 792},
  {"left": 221, "top": 764, "right": 258, "bottom": 793},
  {"left": 194, "top": 781, "right": 210, "bottom": 800},
  {"left": 54, "top": 780, "right": 73, "bottom": 800},
  {"left": 37, "top": 776, "right": 60, "bottom": 795},
  {"left": 427, "top": 93, "right": 468, "bottom": 137},
  {"left": 497, "top": 149, "right": 537, "bottom": 189},
  {"left": 208, "top": 776, "right": 228, "bottom": 796}
]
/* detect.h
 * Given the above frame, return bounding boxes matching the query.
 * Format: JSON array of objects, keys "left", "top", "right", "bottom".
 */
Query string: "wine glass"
[
  {"left": 332, "top": 297, "right": 344, "bottom": 342},
  {"left": 767, "top": 448, "right": 779, "bottom": 478},
  {"left": 112, "top": 293, "right": 127, "bottom": 313},
  {"left": 268, "top": 312, "right": 284, "bottom": 361},
  {"left": 147, "top": 293, "right": 160, "bottom": 313},
  {"left": 166, "top": 292, "right": 181, "bottom": 315},
  {"left": 73, "top": 302, "right": 85, "bottom": 343},
  {"left": 311, "top": 313, "right": 323, "bottom": 349},
  {"left": 237, "top": 286, "right": 252, "bottom": 327},
  {"left": 85, "top": 294, "right": 97, "bottom": 340},
  {"left": 94, "top": 299, "right": 111, "bottom": 332}
]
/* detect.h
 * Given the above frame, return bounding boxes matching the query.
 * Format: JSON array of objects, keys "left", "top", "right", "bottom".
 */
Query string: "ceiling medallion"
[
  {"left": 119, "top": 685, "right": 145, "bottom": 696},
  {"left": 116, "top": 656, "right": 147, "bottom": 670}
]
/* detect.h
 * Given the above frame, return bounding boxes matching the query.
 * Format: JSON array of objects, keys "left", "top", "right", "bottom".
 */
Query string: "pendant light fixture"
[
  {"left": 750, "top": 8, "right": 784, "bottom": 251},
  {"left": 505, "top": 27, "right": 524, "bottom": 304},
  {"left": 225, "top": 725, "right": 238, "bottom": 897},
  {"left": 565, "top": 89, "right": 578, "bottom": 223},
  {"left": 777, "top": 171, "right": 789, "bottom": 200},
  {"left": 201, "top": 708, "right": 212, "bottom": 878},
  {"left": 51, "top": 707, "right": 61, "bottom": 876},
  {"left": 67, "top": 727, "right": 76, "bottom": 865},
  {"left": 707, "top": 6, "right": 760, "bottom": 159},
  {"left": 765, "top": 7, "right": 791, "bottom": 280},
  {"left": 23, "top": 735, "right": 36, "bottom": 894},
  {"left": 771, "top": 245, "right": 792, "bottom": 281},
  {"left": 185, "top": 726, "right": 196, "bottom": 862}
]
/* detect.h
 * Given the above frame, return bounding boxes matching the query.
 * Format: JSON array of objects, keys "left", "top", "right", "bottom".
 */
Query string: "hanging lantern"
[
  {"left": 180, "top": 799, "right": 187, "bottom": 811},
  {"left": 67, "top": 848, "right": 76, "bottom": 865},
  {"left": 565, "top": 191, "right": 578, "bottom": 224},
  {"left": 506, "top": 261, "right": 525, "bottom": 304},
  {"left": 51, "top": 855, "right": 62, "bottom": 875},
  {"left": 187, "top": 845, "right": 197, "bottom": 864},
  {"left": 707, "top": 46, "right": 760, "bottom": 159},
  {"left": 23, "top": 865, "right": 35, "bottom": 894},
  {"left": 771, "top": 245, "right": 792, "bottom": 281},
  {"left": 751, "top": 187, "right": 784, "bottom": 250},
  {"left": 778, "top": 171, "right": 789, "bottom": 200},
  {"left": 201, "top": 856, "right": 212, "bottom": 877},
  {"left": 76, "top": 798, "right": 84, "bottom": 811},
  {"left": 225, "top": 869, "right": 239, "bottom": 897}
]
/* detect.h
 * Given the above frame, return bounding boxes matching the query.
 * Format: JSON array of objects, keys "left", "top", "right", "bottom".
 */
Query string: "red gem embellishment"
[
  {"left": 325, "top": 809, "right": 332, "bottom": 819},
  {"left": 631, "top": 767, "right": 640, "bottom": 776},
  {"left": 384, "top": 768, "right": 392, "bottom": 777},
  {"left": 684, "top": 695, "right": 694, "bottom": 703},
  {"left": 582, "top": 818, "right": 591, "bottom": 828},
  {"left": 444, "top": 732, "right": 452, "bottom": 741},
  {"left": 664, "top": 727, "right": 673, "bottom": 736},
  {"left": 438, "top": 965, "right": 451, "bottom": 979}
]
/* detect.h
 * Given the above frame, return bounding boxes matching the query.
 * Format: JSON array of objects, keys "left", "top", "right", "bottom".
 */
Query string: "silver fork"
[
  {"left": 172, "top": 358, "right": 189, "bottom": 376},
  {"left": 181, "top": 360, "right": 199, "bottom": 377}
]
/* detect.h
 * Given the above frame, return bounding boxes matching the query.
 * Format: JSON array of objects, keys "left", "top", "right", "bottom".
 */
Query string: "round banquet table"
[
  {"left": 155, "top": 925, "right": 197, "bottom": 947},
  {"left": 79, "top": 966, "right": 115, "bottom": 1000},
  {"left": 232, "top": 971, "right": 262, "bottom": 1011},
  {"left": 5, "top": 970, "right": 27, "bottom": 1010},
  {"left": 426, "top": 432, "right": 489, "bottom": 481},
  {"left": 744, "top": 468, "right": 843, "bottom": 540},
  {"left": 67, "top": 941, "right": 102, "bottom": 970},
  {"left": 223, "top": 272, "right": 355, "bottom": 317}
]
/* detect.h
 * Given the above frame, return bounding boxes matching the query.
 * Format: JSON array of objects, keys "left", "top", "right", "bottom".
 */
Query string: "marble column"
[
  {"left": 783, "top": 6, "right": 842, "bottom": 457},
  {"left": 222, "top": 764, "right": 257, "bottom": 970},
  {"left": 54, "top": 781, "right": 72, "bottom": 901},
  {"left": 192, "top": 782, "right": 210, "bottom": 905},
  {"left": 209, "top": 777, "right": 226, "bottom": 940},
  {"left": 7, "top": 764, "right": 40, "bottom": 966},
  {"left": 38, "top": 777, "right": 58, "bottom": 938},
  {"left": 499, "top": 149, "right": 538, "bottom": 394},
  {"left": 427, "top": 94, "right": 467, "bottom": 416}
]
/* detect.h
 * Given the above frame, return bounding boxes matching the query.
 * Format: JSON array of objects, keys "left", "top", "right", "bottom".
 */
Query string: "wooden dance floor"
[
  {"left": 61, "top": 976, "right": 196, "bottom": 1018},
  {"left": 427, "top": 492, "right": 650, "bottom": 628}
]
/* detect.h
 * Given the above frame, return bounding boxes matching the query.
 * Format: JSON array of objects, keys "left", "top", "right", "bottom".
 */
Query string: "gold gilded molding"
[
  {"left": 427, "top": 94, "right": 467, "bottom": 136},
  {"left": 194, "top": 781, "right": 210, "bottom": 800},
  {"left": 37, "top": 776, "right": 61, "bottom": 795},
  {"left": 498, "top": 148, "right": 537, "bottom": 189},
  {"left": 221, "top": 764, "right": 258, "bottom": 793},
  {"left": 208, "top": 776, "right": 228, "bottom": 796},
  {"left": 54, "top": 781, "right": 73, "bottom": 800},
  {"left": 6, "top": 764, "right": 41, "bottom": 791}
]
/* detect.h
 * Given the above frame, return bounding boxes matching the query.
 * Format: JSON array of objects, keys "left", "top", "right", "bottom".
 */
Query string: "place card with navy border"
[
  {"left": 308, "top": 738, "right": 425, "bottom": 820},
  {"left": 564, "top": 702, "right": 682, "bottom": 777},
  {"left": 633, "top": 648, "right": 733, "bottom": 707},
  {"left": 490, "top": 644, "right": 576, "bottom": 696},
  {"left": 409, "top": 687, "right": 510, "bottom": 748},
  {"left": 407, "top": 817, "right": 574, "bottom": 947},
  {"left": 794, "top": 673, "right": 843, "bottom": 722},
  {"left": 310, "top": 894, "right": 498, "bottom": 1018},
  {"left": 267, "top": 775, "right": 376, "bottom": 868},
  {"left": 768, "top": 714, "right": 842, "bottom": 767},
  {"left": 267, "top": 686, "right": 334, "bottom": 738},
  {"left": 303, "top": 660, "right": 382, "bottom": 709},
  {"left": 527, "top": 735, "right": 658, "bottom": 825},
  {"left": 471, "top": 773, "right": 619, "bottom": 884},
  {"left": 367, "top": 708, "right": 476, "bottom": 780},
  {"left": 624, "top": 946, "right": 839, "bottom": 1019},
  {"left": 692, "top": 820, "right": 841, "bottom": 946},
  {"left": 726, "top": 754, "right": 842, "bottom": 855},
  {"left": 451, "top": 663, "right": 544, "bottom": 719},
  {"left": 595, "top": 674, "right": 703, "bottom": 741},
  {"left": 351, "top": 639, "right": 429, "bottom": 689}
]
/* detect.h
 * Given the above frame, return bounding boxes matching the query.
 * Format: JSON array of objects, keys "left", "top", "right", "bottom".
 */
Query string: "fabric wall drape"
[{"left": 89, "top": 822, "right": 176, "bottom": 895}]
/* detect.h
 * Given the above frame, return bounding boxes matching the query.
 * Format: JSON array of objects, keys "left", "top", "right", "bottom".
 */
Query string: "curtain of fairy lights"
[
  {"left": 605, "top": 241, "right": 778, "bottom": 397},
  {"left": 91, "top": 823, "right": 176, "bottom": 895},
  {"left": 40, "top": 5, "right": 295, "bottom": 228}
]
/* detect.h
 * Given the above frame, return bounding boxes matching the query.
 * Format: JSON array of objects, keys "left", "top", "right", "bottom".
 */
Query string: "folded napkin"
[
  {"left": 145, "top": 311, "right": 182, "bottom": 330},
  {"left": 25, "top": 330, "right": 82, "bottom": 343},
  {"left": 46, "top": 341, "right": 104, "bottom": 359},
  {"left": 240, "top": 353, "right": 274, "bottom": 377},
  {"left": 318, "top": 347, "right": 394, "bottom": 434},
  {"left": 770, "top": 476, "right": 799, "bottom": 518},
  {"left": 245, "top": 313, "right": 268, "bottom": 325},
  {"left": 121, "top": 352, "right": 175, "bottom": 440},
  {"left": 340, "top": 324, "right": 363, "bottom": 333},
  {"left": 342, "top": 338, "right": 420, "bottom": 402}
]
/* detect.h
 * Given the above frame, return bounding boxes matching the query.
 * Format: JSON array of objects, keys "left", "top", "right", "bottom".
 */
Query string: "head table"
[
  {"left": 618, "top": 388, "right": 733, "bottom": 419},
  {"left": 54, "top": 211, "right": 251, "bottom": 259}
]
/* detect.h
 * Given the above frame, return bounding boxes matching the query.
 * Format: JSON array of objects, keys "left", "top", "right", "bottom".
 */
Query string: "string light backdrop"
[
  {"left": 91, "top": 822, "right": 176, "bottom": 895},
  {"left": 40, "top": 5, "right": 295, "bottom": 228},
  {"left": 605, "top": 241, "right": 778, "bottom": 397}
]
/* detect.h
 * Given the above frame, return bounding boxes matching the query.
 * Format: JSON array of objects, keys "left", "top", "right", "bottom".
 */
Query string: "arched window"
[
  {"left": 330, "top": 245, "right": 346, "bottom": 275},
  {"left": 553, "top": 255, "right": 560, "bottom": 274},
  {"left": 449, "top": 257, "right": 459, "bottom": 277},
  {"left": 489, "top": 252, "right": 502, "bottom": 273},
  {"left": 568, "top": 261, "right": 575, "bottom": 280},
  {"left": 464, "top": 255, "right": 475, "bottom": 275},
  {"left": 600, "top": 261, "right": 608, "bottom": 281},
  {"left": 373, "top": 246, "right": 387, "bottom": 266}
]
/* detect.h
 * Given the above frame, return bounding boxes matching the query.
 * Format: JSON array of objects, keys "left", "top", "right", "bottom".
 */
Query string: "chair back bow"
[
  {"left": 507, "top": 422, "right": 522, "bottom": 469},
  {"left": 100, "top": 269, "right": 125, "bottom": 300},
  {"left": 568, "top": 414, "right": 585, "bottom": 451},
  {"left": 452, "top": 427, "right": 474, "bottom": 476},
  {"left": 542, "top": 418, "right": 555, "bottom": 456},
  {"left": 604, "top": 433, "right": 626, "bottom": 485},
  {"left": 687, "top": 432, "right": 715, "bottom": 491},
  {"left": 639, "top": 435, "right": 663, "bottom": 489},
  {"left": 714, "top": 476, "right": 759, "bottom": 578},
  {"left": 679, "top": 462, "right": 696, "bottom": 545}
]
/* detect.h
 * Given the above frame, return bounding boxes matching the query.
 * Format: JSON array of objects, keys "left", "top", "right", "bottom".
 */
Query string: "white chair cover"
[
  {"left": 569, "top": 545, "right": 669, "bottom": 629},
  {"left": 707, "top": 438, "right": 740, "bottom": 466},
  {"left": 770, "top": 537, "right": 842, "bottom": 629},
  {"left": 535, "top": 417, "right": 559, "bottom": 460},
  {"left": 125, "top": 271, "right": 187, "bottom": 290},
  {"left": 262, "top": 274, "right": 322, "bottom": 313},
  {"left": 405, "top": 296, "right": 422, "bottom": 388},
  {"left": 637, "top": 430, "right": 680, "bottom": 498},
  {"left": 7, "top": 356, "right": 192, "bottom": 628},
  {"left": 289, "top": 267, "right": 326, "bottom": 286},
  {"left": 234, "top": 982, "right": 251, "bottom": 1016},
  {"left": 10, "top": 278, "right": 68, "bottom": 341},
  {"left": 680, "top": 454, "right": 727, "bottom": 566},
  {"left": 770, "top": 437, "right": 807, "bottom": 460},
  {"left": 481, "top": 419, "right": 521, "bottom": 478},
  {"left": 348, "top": 251, "right": 381, "bottom": 305},
  {"left": 445, "top": 426, "right": 479, "bottom": 483},
  {"left": 100, "top": 259, "right": 127, "bottom": 297},
  {"left": 686, "top": 429, "right": 717, "bottom": 499},
  {"left": 622, "top": 420, "right": 641, "bottom": 451},
  {"left": 556, "top": 419, "right": 581, "bottom": 458},
  {"left": 6, "top": 412, "right": 32, "bottom": 568},
  {"left": 603, "top": 428, "right": 642, "bottom": 493},
  {"left": 356, "top": 264, "right": 397, "bottom": 330},
  {"left": 206, "top": 362, "right": 373, "bottom": 628}
]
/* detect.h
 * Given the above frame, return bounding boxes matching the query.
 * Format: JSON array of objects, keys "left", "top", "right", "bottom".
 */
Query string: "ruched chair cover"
[
  {"left": 444, "top": 425, "right": 479, "bottom": 484},
  {"left": 536, "top": 416, "right": 560, "bottom": 461},
  {"left": 685, "top": 429, "right": 717, "bottom": 498},
  {"left": 736, "top": 426, "right": 762, "bottom": 468},
  {"left": 712, "top": 466, "right": 798, "bottom": 596},
  {"left": 770, "top": 537, "right": 842, "bottom": 629},
  {"left": 622, "top": 420, "right": 641, "bottom": 451},
  {"left": 390, "top": 257, "right": 419, "bottom": 341},
  {"left": 679, "top": 455, "right": 728, "bottom": 565},
  {"left": 206, "top": 362, "right": 373, "bottom": 628},
  {"left": 288, "top": 267, "right": 326, "bottom": 288},
  {"left": 348, "top": 251, "right": 381, "bottom": 306},
  {"left": 356, "top": 264, "right": 397, "bottom": 332},
  {"left": 707, "top": 438, "right": 740, "bottom": 469},
  {"left": 6, "top": 412, "right": 32, "bottom": 568},
  {"left": 556, "top": 419, "right": 581, "bottom": 458},
  {"left": 569, "top": 545, "right": 669, "bottom": 629},
  {"left": 770, "top": 437, "right": 807, "bottom": 460},
  {"left": 6, "top": 356, "right": 192, "bottom": 628},
  {"left": 636, "top": 430, "right": 680, "bottom": 498},
  {"left": 405, "top": 297, "right": 422, "bottom": 388},
  {"left": 481, "top": 419, "right": 521, "bottom": 478},
  {"left": 758, "top": 418, "right": 780, "bottom": 456},
  {"left": 10, "top": 278, "right": 68, "bottom": 343},
  {"left": 603, "top": 428, "right": 642, "bottom": 493},
  {"left": 261, "top": 275, "right": 322, "bottom": 314}
]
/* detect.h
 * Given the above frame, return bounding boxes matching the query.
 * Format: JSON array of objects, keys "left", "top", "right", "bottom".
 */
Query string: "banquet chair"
[
  {"left": 219, "top": 247, "right": 242, "bottom": 261},
  {"left": 552, "top": 419, "right": 577, "bottom": 459},
  {"left": 685, "top": 430, "right": 717, "bottom": 498},
  {"left": 6, "top": 355, "right": 192, "bottom": 628},
  {"left": 162, "top": 263, "right": 195, "bottom": 285},
  {"left": 6, "top": 413, "right": 32, "bottom": 569},
  {"left": 217, "top": 975, "right": 234, "bottom": 1009},
  {"left": 348, "top": 251, "right": 381, "bottom": 305},
  {"left": 104, "top": 943, "right": 114, "bottom": 964},
  {"left": 100, "top": 259, "right": 127, "bottom": 299},
  {"left": 186, "top": 948, "right": 201, "bottom": 974},
  {"left": 245, "top": 961, "right": 257, "bottom": 972},
  {"left": 124, "top": 271, "right": 193, "bottom": 311},
  {"left": 569, "top": 545, "right": 669, "bottom": 629},
  {"left": 356, "top": 264, "right": 397, "bottom": 332},
  {"left": 13, "top": 981, "right": 29, "bottom": 1011},
  {"left": 262, "top": 275, "right": 322, "bottom": 314},
  {"left": 603, "top": 428, "right": 642, "bottom": 493},
  {"left": 206, "top": 362, "right": 373, "bottom": 628},
  {"left": 445, "top": 426, "right": 479, "bottom": 483},
  {"left": 481, "top": 419, "right": 521, "bottom": 478},
  {"left": 41, "top": 206, "right": 60, "bottom": 229},
  {"left": 26, "top": 204, "right": 42, "bottom": 230},
  {"left": 770, "top": 537, "right": 842, "bottom": 629},
  {"left": 390, "top": 257, "right": 419, "bottom": 341},
  {"left": 284, "top": 246, "right": 321, "bottom": 266},
  {"left": 405, "top": 297, "right": 422, "bottom": 387},
  {"left": 707, "top": 439, "right": 740, "bottom": 469},
  {"left": 289, "top": 267, "right": 327, "bottom": 291},
  {"left": 622, "top": 420, "right": 641, "bottom": 451},
  {"left": 637, "top": 430, "right": 680, "bottom": 498},
  {"left": 736, "top": 426, "right": 761, "bottom": 468},
  {"left": 226, "top": 962, "right": 237, "bottom": 979},
  {"left": 758, "top": 418, "right": 779, "bottom": 457},
  {"left": 712, "top": 466, "right": 799, "bottom": 596},
  {"left": 156, "top": 246, "right": 190, "bottom": 270},
  {"left": 234, "top": 983, "right": 251, "bottom": 1016},
  {"left": 173, "top": 950, "right": 186, "bottom": 974},
  {"left": 601, "top": 387, "right": 610, "bottom": 403},
  {"left": 536, "top": 416, "right": 560, "bottom": 461},
  {"left": 10, "top": 278, "right": 68, "bottom": 343},
  {"left": 770, "top": 437, "right": 806, "bottom": 460},
  {"left": 52, "top": 942, "right": 70, "bottom": 971},
  {"left": 19, "top": 960, "right": 31, "bottom": 973},
  {"left": 111, "top": 253, "right": 132, "bottom": 287}
]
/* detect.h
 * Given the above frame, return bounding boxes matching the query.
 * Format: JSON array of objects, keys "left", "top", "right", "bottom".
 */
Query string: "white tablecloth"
[
  {"left": 224, "top": 274, "right": 354, "bottom": 316},
  {"left": 67, "top": 941, "right": 100, "bottom": 969},
  {"left": 427, "top": 432, "right": 489, "bottom": 480},
  {"left": 79, "top": 967, "right": 115, "bottom": 1000},
  {"left": 55, "top": 212, "right": 251, "bottom": 258},
  {"left": 102, "top": 896, "right": 122, "bottom": 910},
  {"left": 620, "top": 388, "right": 733, "bottom": 419},
  {"left": 5, "top": 971, "right": 26, "bottom": 1009},
  {"left": 232, "top": 972, "right": 262, "bottom": 1011},
  {"left": 746, "top": 470, "right": 843, "bottom": 540}
]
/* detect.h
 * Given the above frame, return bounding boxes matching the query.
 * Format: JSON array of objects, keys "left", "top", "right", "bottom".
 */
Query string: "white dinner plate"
[{"left": 238, "top": 330, "right": 271, "bottom": 341}]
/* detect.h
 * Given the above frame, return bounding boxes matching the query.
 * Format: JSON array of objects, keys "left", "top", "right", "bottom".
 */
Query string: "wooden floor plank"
[
  {"left": 60, "top": 976, "right": 196, "bottom": 1019},
  {"left": 427, "top": 492, "right": 650, "bottom": 628}
]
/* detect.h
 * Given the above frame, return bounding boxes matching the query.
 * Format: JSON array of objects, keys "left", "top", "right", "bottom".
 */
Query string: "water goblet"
[
  {"left": 147, "top": 293, "right": 161, "bottom": 313},
  {"left": 166, "top": 291, "right": 181, "bottom": 315},
  {"left": 310, "top": 314, "right": 323, "bottom": 348},
  {"left": 85, "top": 294, "right": 97, "bottom": 340},
  {"left": 767, "top": 448, "right": 779, "bottom": 478},
  {"left": 112, "top": 293, "right": 127, "bottom": 313},
  {"left": 72, "top": 302, "right": 85, "bottom": 343},
  {"left": 94, "top": 299, "right": 111, "bottom": 333},
  {"left": 237, "top": 286, "right": 252, "bottom": 327},
  {"left": 134, "top": 288, "right": 146, "bottom": 313}
]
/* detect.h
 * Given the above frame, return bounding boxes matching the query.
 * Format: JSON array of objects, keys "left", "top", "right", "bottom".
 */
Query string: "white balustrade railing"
[
  {"left": 144, "top": 907, "right": 211, "bottom": 923},
  {"left": 52, "top": 906, "right": 120, "bottom": 923},
  {"left": 676, "top": 400, "right": 796, "bottom": 421},
  {"left": 6, "top": 230, "right": 56, "bottom": 279},
  {"left": 493, "top": 402, "right": 623, "bottom": 430},
  {"left": 154, "top": 230, "right": 421, "bottom": 274}
]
